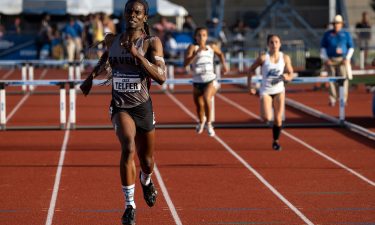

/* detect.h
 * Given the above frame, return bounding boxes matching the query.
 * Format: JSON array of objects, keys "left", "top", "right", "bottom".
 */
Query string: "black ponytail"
[{"left": 144, "top": 21, "right": 150, "bottom": 35}]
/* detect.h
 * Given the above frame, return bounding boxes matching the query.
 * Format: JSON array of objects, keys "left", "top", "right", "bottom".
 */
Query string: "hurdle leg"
[
  {"left": 162, "top": 64, "right": 168, "bottom": 91},
  {"left": 215, "top": 64, "right": 221, "bottom": 89},
  {"left": 211, "top": 96, "right": 215, "bottom": 122},
  {"left": 225, "top": 52, "right": 231, "bottom": 71},
  {"left": 339, "top": 83, "right": 345, "bottom": 123},
  {"left": 21, "top": 63, "right": 27, "bottom": 92},
  {"left": 168, "top": 65, "right": 174, "bottom": 91},
  {"left": 60, "top": 83, "right": 66, "bottom": 129},
  {"left": 359, "top": 48, "right": 365, "bottom": 70},
  {"left": 69, "top": 82, "right": 76, "bottom": 129},
  {"left": 28, "top": 64, "right": 35, "bottom": 92},
  {"left": 0, "top": 83, "right": 6, "bottom": 130},
  {"left": 68, "top": 62, "right": 74, "bottom": 80},
  {"left": 75, "top": 62, "right": 81, "bottom": 89},
  {"left": 238, "top": 51, "right": 244, "bottom": 72}
]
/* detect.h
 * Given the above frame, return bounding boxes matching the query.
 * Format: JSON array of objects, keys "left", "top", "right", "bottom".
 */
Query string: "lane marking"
[
  {"left": 45, "top": 121, "right": 71, "bottom": 225},
  {"left": 6, "top": 69, "right": 48, "bottom": 122},
  {"left": 1, "top": 69, "right": 15, "bottom": 79},
  {"left": 154, "top": 164, "right": 183, "bottom": 225},
  {"left": 155, "top": 87, "right": 184, "bottom": 225},
  {"left": 217, "top": 93, "right": 375, "bottom": 187},
  {"left": 165, "top": 91, "right": 314, "bottom": 225},
  {"left": 1, "top": 68, "right": 69, "bottom": 225}
]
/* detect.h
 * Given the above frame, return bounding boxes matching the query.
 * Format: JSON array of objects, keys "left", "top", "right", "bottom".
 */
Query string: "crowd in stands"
[{"left": 0, "top": 12, "right": 373, "bottom": 66}]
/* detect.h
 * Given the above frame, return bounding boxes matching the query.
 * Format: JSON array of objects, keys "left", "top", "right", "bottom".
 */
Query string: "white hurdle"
[
  {"left": 0, "top": 83, "right": 5, "bottom": 129},
  {"left": 59, "top": 83, "right": 66, "bottom": 129},
  {"left": 0, "top": 80, "right": 67, "bottom": 130},
  {"left": 69, "top": 82, "right": 76, "bottom": 129}
]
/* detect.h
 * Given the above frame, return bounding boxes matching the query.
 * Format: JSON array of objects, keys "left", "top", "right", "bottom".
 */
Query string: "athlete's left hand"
[
  {"left": 271, "top": 75, "right": 285, "bottom": 85},
  {"left": 80, "top": 74, "right": 93, "bottom": 96},
  {"left": 121, "top": 40, "right": 138, "bottom": 57},
  {"left": 222, "top": 64, "right": 229, "bottom": 74}
]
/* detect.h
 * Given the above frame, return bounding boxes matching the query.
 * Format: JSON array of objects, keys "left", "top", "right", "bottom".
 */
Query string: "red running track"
[{"left": 0, "top": 70, "right": 374, "bottom": 224}]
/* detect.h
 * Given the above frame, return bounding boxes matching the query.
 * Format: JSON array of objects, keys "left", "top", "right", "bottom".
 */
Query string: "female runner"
[{"left": 80, "top": 0, "right": 166, "bottom": 224}]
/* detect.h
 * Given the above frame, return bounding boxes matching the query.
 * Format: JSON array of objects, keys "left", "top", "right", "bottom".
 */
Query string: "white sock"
[
  {"left": 140, "top": 171, "right": 152, "bottom": 186},
  {"left": 122, "top": 184, "right": 136, "bottom": 208}
]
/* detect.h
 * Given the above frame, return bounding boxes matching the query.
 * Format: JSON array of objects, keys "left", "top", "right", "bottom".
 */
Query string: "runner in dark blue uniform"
[{"left": 80, "top": 1, "right": 166, "bottom": 224}]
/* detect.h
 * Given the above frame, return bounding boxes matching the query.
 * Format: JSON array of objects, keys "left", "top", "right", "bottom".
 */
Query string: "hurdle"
[
  {"left": 0, "top": 80, "right": 68, "bottom": 130},
  {"left": 0, "top": 76, "right": 351, "bottom": 131}
]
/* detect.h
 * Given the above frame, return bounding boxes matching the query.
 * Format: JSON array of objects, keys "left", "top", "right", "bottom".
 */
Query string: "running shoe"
[
  {"left": 196, "top": 117, "right": 206, "bottom": 134},
  {"left": 121, "top": 206, "right": 136, "bottom": 225},
  {"left": 207, "top": 123, "right": 215, "bottom": 137},
  {"left": 139, "top": 172, "right": 158, "bottom": 207},
  {"left": 272, "top": 141, "right": 282, "bottom": 151}
]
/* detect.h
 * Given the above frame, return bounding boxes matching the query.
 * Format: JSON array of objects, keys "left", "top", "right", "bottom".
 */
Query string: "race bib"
[
  {"left": 113, "top": 77, "right": 141, "bottom": 92},
  {"left": 195, "top": 63, "right": 213, "bottom": 74}
]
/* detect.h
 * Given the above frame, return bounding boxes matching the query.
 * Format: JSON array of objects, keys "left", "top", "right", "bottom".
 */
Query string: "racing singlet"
[
  {"left": 192, "top": 45, "right": 216, "bottom": 83},
  {"left": 260, "top": 52, "right": 285, "bottom": 95},
  {"left": 108, "top": 34, "right": 150, "bottom": 108}
]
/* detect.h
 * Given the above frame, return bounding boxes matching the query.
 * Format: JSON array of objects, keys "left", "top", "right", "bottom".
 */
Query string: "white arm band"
[
  {"left": 346, "top": 48, "right": 354, "bottom": 60},
  {"left": 154, "top": 56, "right": 165, "bottom": 63},
  {"left": 320, "top": 48, "right": 328, "bottom": 61}
]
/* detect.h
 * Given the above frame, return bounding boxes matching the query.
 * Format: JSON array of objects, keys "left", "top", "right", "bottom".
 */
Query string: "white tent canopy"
[
  {"left": 0, "top": 0, "right": 23, "bottom": 15},
  {"left": 155, "top": 0, "right": 188, "bottom": 17},
  {"left": 0, "top": 0, "right": 187, "bottom": 17},
  {"left": 114, "top": 0, "right": 188, "bottom": 17},
  {"left": 67, "top": 0, "right": 113, "bottom": 15}
]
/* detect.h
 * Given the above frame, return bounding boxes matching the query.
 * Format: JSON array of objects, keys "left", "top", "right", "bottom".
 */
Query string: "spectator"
[
  {"left": 93, "top": 13, "right": 104, "bottom": 56},
  {"left": 9, "top": 16, "right": 22, "bottom": 34},
  {"left": 230, "top": 19, "right": 250, "bottom": 52},
  {"left": 163, "top": 31, "right": 178, "bottom": 59},
  {"left": 62, "top": 17, "right": 83, "bottom": 62},
  {"left": 152, "top": 16, "right": 176, "bottom": 40},
  {"left": 182, "top": 15, "right": 196, "bottom": 33},
  {"left": 51, "top": 25, "right": 64, "bottom": 60},
  {"left": 320, "top": 15, "right": 354, "bottom": 107},
  {"left": 35, "top": 14, "right": 52, "bottom": 59},
  {"left": 206, "top": 17, "right": 228, "bottom": 48},
  {"left": 102, "top": 14, "right": 116, "bottom": 34},
  {"left": 0, "top": 24, "right": 5, "bottom": 39},
  {"left": 355, "top": 11, "right": 371, "bottom": 65}
]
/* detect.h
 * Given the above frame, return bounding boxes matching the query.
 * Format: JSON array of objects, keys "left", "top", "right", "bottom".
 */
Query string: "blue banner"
[{"left": 0, "top": 33, "right": 37, "bottom": 60}]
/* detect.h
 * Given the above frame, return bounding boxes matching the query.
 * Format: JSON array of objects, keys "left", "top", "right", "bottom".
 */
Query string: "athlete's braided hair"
[{"left": 125, "top": 0, "right": 150, "bottom": 35}]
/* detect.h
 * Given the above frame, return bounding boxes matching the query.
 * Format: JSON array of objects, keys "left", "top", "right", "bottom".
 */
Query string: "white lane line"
[
  {"left": 45, "top": 121, "right": 71, "bottom": 225},
  {"left": 164, "top": 91, "right": 198, "bottom": 122},
  {"left": 165, "top": 91, "right": 313, "bottom": 225},
  {"left": 213, "top": 135, "right": 314, "bottom": 225},
  {"left": 217, "top": 93, "right": 375, "bottom": 187},
  {"left": 154, "top": 164, "right": 183, "bottom": 225},
  {"left": 155, "top": 88, "right": 184, "bottom": 224},
  {"left": 6, "top": 69, "right": 48, "bottom": 122},
  {"left": 1, "top": 69, "right": 15, "bottom": 79},
  {"left": 283, "top": 132, "right": 375, "bottom": 186}
]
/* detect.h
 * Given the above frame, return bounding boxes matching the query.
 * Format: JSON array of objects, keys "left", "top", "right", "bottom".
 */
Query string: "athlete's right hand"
[{"left": 80, "top": 74, "right": 93, "bottom": 96}]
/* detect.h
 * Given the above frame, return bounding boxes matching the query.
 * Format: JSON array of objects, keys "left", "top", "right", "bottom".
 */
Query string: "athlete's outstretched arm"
[
  {"left": 183, "top": 44, "right": 198, "bottom": 67},
  {"left": 80, "top": 33, "right": 115, "bottom": 96},
  {"left": 124, "top": 36, "right": 166, "bottom": 85},
  {"left": 247, "top": 54, "right": 265, "bottom": 94},
  {"left": 211, "top": 44, "right": 228, "bottom": 73},
  {"left": 282, "top": 54, "right": 294, "bottom": 82},
  {"left": 248, "top": 54, "right": 264, "bottom": 76}
]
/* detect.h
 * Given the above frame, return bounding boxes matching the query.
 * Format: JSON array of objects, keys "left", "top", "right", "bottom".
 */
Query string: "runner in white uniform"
[
  {"left": 248, "top": 34, "right": 294, "bottom": 151},
  {"left": 184, "top": 27, "right": 228, "bottom": 136}
]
